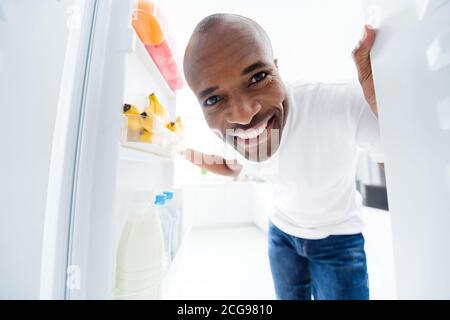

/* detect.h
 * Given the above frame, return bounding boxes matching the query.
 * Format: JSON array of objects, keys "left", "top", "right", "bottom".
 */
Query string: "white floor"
[
  {"left": 164, "top": 224, "right": 275, "bottom": 300},
  {"left": 165, "top": 208, "right": 397, "bottom": 300}
]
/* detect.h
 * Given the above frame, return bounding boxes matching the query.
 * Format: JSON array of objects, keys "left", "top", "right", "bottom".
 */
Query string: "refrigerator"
[{"left": 362, "top": 0, "right": 450, "bottom": 299}]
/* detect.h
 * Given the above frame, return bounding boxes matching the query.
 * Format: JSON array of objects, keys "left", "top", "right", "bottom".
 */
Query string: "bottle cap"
[
  {"left": 163, "top": 191, "right": 174, "bottom": 200},
  {"left": 154, "top": 194, "right": 166, "bottom": 205}
]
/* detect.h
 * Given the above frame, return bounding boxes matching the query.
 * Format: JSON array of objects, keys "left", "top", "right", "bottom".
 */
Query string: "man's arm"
[
  {"left": 352, "top": 25, "right": 378, "bottom": 118},
  {"left": 353, "top": 25, "right": 385, "bottom": 167},
  {"left": 184, "top": 148, "right": 243, "bottom": 177}
]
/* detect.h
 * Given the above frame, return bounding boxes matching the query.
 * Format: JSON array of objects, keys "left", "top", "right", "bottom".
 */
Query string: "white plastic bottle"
[
  {"left": 155, "top": 194, "right": 173, "bottom": 268},
  {"left": 163, "top": 191, "right": 180, "bottom": 260},
  {"left": 113, "top": 192, "right": 165, "bottom": 300}
]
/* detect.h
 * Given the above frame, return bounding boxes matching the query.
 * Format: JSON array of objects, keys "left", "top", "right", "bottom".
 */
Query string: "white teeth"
[{"left": 231, "top": 119, "right": 269, "bottom": 140}]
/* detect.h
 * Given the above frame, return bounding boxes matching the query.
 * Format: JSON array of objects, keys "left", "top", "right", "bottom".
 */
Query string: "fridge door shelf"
[
  {"left": 124, "top": 29, "right": 176, "bottom": 118},
  {"left": 132, "top": 30, "right": 175, "bottom": 99},
  {"left": 120, "top": 143, "right": 173, "bottom": 161},
  {"left": 117, "top": 146, "right": 175, "bottom": 192},
  {"left": 120, "top": 114, "right": 185, "bottom": 161}
]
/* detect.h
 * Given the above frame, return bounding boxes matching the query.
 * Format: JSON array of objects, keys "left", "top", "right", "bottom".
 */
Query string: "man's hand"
[
  {"left": 184, "top": 148, "right": 242, "bottom": 177},
  {"left": 352, "top": 25, "right": 378, "bottom": 117}
]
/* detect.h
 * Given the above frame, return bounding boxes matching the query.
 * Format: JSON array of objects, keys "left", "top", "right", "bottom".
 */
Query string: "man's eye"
[
  {"left": 250, "top": 72, "right": 268, "bottom": 84},
  {"left": 204, "top": 96, "right": 221, "bottom": 107}
]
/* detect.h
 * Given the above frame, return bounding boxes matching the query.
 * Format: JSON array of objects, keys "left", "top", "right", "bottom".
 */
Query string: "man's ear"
[{"left": 274, "top": 58, "right": 279, "bottom": 68}]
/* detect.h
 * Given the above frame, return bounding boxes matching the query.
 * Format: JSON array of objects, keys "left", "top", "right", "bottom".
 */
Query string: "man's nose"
[{"left": 226, "top": 96, "right": 262, "bottom": 126}]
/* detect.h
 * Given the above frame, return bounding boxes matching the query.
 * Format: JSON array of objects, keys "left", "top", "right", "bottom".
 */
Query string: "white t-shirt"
[{"left": 237, "top": 80, "right": 384, "bottom": 239}]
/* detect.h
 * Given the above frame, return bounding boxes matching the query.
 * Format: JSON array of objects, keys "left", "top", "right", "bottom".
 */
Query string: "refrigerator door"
[
  {"left": 59, "top": 0, "right": 132, "bottom": 299},
  {"left": 0, "top": 0, "right": 100, "bottom": 299},
  {"left": 40, "top": 0, "right": 100, "bottom": 300},
  {"left": 362, "top": 0, "right": 450, "bottom": 299}
]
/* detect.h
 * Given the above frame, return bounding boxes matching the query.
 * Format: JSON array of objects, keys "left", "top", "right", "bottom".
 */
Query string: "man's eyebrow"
[
  {"left": 199, "top": 86, "right": 219, "bottom": 99},
  {"left": 241, "top": 61, "right": 269, "bottom": 76}
]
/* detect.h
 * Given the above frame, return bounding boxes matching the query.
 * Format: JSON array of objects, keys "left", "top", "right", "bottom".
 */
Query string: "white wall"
[
  {"left": 162, "top": 0, "right": 365, "bottom": 83},
  {"left": 181, "top": 181, "right": 273, "bottom": 228},
  {"left": 0, "top": 0, "right": 74, "bottom": 299}
]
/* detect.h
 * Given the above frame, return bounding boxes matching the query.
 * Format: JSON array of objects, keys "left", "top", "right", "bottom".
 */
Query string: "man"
[{"left": 183, "top": 13, "right": 383, "bottom": 300}]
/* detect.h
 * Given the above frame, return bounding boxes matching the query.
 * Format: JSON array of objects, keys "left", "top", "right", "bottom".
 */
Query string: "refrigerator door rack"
[
  {"left": 125, "top": 29, "right": 176, "bottom": 113},
  {"left": 120, "top": 114, "right": 185, "bottom": 159}
]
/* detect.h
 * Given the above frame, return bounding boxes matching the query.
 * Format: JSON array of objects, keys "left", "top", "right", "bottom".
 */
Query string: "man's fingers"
[
  {"left": 352, "top": 25, "right": 376, "bottom": 83},
  {"left": 361, "top": 25, "right": 376, "bottom": 54},
  {"left": 352, "top": 25, "right": 376, "bottom": 60}
]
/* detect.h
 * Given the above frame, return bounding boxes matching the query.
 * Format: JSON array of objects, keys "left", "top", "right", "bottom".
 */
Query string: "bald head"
[
  {"left": 190, "top": 13, "right": 273, "bottom": 52},
  {"left": 184, "top": 14, "right": 274, "bottom": 85}
]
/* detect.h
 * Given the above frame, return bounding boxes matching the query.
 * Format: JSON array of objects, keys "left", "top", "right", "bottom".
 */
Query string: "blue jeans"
[{"left": 268, "top": 221, "right": 369, "bottom": 300}]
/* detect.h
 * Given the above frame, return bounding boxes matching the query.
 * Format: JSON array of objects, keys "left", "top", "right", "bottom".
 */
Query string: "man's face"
[{"left": 184, "top": 23, "right": 288, "bottom": 161}]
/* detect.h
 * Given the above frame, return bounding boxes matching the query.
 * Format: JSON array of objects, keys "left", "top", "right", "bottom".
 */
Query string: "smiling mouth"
[{"left": 228, "top": 114, "right": 277, "bottom": 148}]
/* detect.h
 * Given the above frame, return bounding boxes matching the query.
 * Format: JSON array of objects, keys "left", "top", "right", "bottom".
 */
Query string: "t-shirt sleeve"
[{"left": 348, "top": 81, "right": 384, "bottom": 163}]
